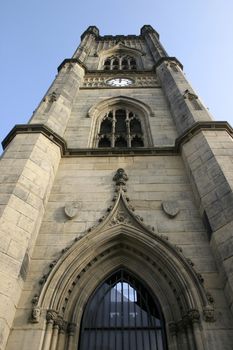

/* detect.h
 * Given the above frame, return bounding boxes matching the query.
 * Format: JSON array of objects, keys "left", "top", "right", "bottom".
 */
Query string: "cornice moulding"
[{"left": 2, "top": 121, "right": 232, "bottom": 157}]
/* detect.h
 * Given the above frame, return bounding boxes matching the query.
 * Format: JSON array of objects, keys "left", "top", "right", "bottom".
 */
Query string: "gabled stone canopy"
[{"left": 34, "top": 170, "right": 214, "bottom": 328}]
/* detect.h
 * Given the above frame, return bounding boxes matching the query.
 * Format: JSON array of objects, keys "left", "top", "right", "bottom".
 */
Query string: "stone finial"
[
  {"left": 81, "top": 26, "right": 99, "bottom": 41},
  {"left": 140, "top": 25, "right": 159, "bottom": 38},
  {"left": 113, "top": 168, "right": 128, "bottom": 185},
  {"left": 113, "top": 168, "right": 128, "bottom": 192}
]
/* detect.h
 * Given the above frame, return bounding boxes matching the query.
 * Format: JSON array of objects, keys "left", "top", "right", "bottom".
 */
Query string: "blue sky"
[{"left": 1, "top": 0, "right": 233, "bottom": 149}]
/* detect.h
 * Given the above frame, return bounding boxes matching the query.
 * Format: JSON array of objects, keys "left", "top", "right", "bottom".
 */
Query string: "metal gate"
[{"left": 79, "top": 270, "right": 166, "bottom": 350}]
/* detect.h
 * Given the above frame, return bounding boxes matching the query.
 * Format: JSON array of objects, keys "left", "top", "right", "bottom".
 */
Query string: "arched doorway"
[
  {"left": 78, "top": 269, "right": 167, "bottom": 350},
  {"left": 35, "top": 180, "right": 212, "bottom": 350}
]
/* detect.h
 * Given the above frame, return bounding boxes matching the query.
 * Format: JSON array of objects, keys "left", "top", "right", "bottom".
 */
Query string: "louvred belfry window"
[
  {"left": 103, "top": 55, "right": 137, "bottom": 70},
  {"left": 98, "top": 109, "right": 144, "bottom": 148},
  {"left": 78, "top": 270, "right": 167, "bottom": 350}
]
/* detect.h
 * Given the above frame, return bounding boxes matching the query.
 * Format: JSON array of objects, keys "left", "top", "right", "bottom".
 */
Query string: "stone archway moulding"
[{"left": 31, "top": 169, "right": 215, "bottom": 350}]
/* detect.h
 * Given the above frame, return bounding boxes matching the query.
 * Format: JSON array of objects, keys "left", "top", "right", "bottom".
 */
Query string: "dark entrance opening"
[{"left": 78, "top": 269, "right": 167, "bottom": 350}]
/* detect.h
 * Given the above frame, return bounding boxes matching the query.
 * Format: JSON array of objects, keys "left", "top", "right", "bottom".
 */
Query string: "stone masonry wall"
[
  {"left": 64, "top": 87, "right": 178, "bottom": 148},
  {"left": 182, "top": 129, "right": 233, "bottom": 319},
  {"left": 0, "top": 133, "right": 61, "bottom": 350},
  {"left": 6, "top": 155, "right": 233, "bottom": 350}
]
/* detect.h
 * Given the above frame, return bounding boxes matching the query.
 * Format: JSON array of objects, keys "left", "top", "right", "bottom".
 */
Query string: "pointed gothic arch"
[
  {"left": 97, "top": 43, "right": 144, "bottom": 70},
  {"left": 87, "top": 96, "right": 154, "bottom": 148},
  {"left": 78, "top": 268, "right": 167, "bottom": 350},
  {"left": 33, "top": 170, "right": 214, "bottom": 350}
]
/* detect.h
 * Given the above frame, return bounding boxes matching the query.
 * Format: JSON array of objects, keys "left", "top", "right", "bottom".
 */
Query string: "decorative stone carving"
[
  {"left": 182, "top": 314, "right": 191, "bottom": 328},
  {"left": 161, "top": 201, "right": 180, "bottom": 218},
  {"left": 64, "top": 201, "right": 81, "bottom": 219},
  {"left": 46, "top": 310, "right": 58, "bottom": 323},
  {"left": 58, "top": 319, "right": 67, "bottom": 333},
  {"left": 113, "top": 168, "right": 128, "bottom": 189},
  {"left": 49, "top": 259, "right": 58, "bottom": 268},
  {"left": 39, "top": 273, "right": 49, "bottom": 285},
  {"left": 61, "top": 246, "right": 69, "bottom": 254},
  {"left": 62, "top": 61, "right": 76, "bottom": 72},
  {"left": 43, "top": 91, "right": 57, "bottom": 103},
  {"left": 31, "top": 306, "right": 41, "bottom": 323},
  {"left": 135, "top": 214, "right": 144, "bottom": 222},
  {"left": 67, "top": 322, "right": 77, "bottom": 335},
  {"left": 174, "top": 244, "right": 183, "bottom": 253},
  {"left": 30, "top": 168, "right": 217, "bottom": 334},
  {"left": 82, "top": 75, "right": 158, "bottom": 88},
  {"left": 31, "top": 294, "right": 39, "bottom": 305},
  {"left": 168, "top": 322, "right": 177, "bottom": 335},
  {"left": 186, "top": 258, "right": 195, "bottom": 266},
  {"left": 54, "top": 315, "right": 64, "bottom": 329},
  {"left": 110, "top": 210, "right": 132, "bottom": 226},
  {"left": 196, "top": 272, "right": 204, "bottom": 284},
  {"left": 177, "top": 319, "right": 185, "bottom": 332},
  {"left": 174, "top": 310, "right": 202, "bottom": 331},
  {"left": 147, "top": 225, "right": 155, "bottom": 232},
  {"left": 183, "top": 89, "right": 198, "bottom": 101},
  {"left": 169, "top": 62, "right": 180, "bottom": 73},
  {"left": 188, "top": 309, "right": 200, "bottom": 324},
  {"left": 206, "top": 291, "right": 214, "bottom": 304},
  {"left": 203, "top": 305, "right": 215, "bottom": 322},
  {"left": 183, "top": 89, "right": 202, "bottom": 110}
]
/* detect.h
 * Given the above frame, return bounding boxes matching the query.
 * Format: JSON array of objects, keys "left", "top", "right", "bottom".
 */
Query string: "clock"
[{"left": 106, "top": 78, "right": 133, "bottom": 87}]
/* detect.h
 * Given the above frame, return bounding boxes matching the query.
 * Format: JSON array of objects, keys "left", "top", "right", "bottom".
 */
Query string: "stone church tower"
[{"left": 1, "top": 25, "right": 233, "bottom": 350}]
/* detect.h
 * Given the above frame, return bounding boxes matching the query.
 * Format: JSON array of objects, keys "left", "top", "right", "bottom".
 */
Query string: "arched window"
[
  {"left": 97, "top": 108, "right": 144, "bottom": 148},
  {"left": 103, "top": 55, "right": 137, "bottom": 70},
  {"left": 130, "top": 58, "right": 137, "bottom": 70},
  {"left": 78, "top": 270, "right": 167, "bottom": 350},
  {"left": 104, "top": 59, "right": 111, "bottom": 70},
  {"left": 113, "top": 58, "right": 119, "bottom": 70}
]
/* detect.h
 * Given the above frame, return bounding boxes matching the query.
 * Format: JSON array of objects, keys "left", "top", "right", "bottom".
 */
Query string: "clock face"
[{"left": 107, "top": 78, "right": 133, "bottom": 87}]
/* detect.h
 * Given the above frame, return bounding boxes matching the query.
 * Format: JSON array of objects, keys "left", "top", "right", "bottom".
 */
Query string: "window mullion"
[
  {"left": 119, "top": 57, "right": 122, "bottom": 70},
  {"left": 112, "top": 110, "right": 116, "bottom": 147},
  {"left": 128, "top": 57, "right": 131, "bottom": 70},
  {"left": 126, "top": 110, "right": 131, "bottom": 147}
]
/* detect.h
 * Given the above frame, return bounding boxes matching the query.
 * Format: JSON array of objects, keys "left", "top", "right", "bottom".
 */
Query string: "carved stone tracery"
[
  {"left": 110, "top": 210, "right": 132, "bottom": 226},
  {"left": 82, "top": 75, "right": 158, "bottom": 88}
]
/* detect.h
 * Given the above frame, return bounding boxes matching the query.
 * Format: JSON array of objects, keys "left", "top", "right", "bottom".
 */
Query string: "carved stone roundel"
[
  {"left": 161, "top": 201, "right": 180, "bottom": 218},
  {"left": 64, "top": 201, "right": 81, "bottom": 219}
]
